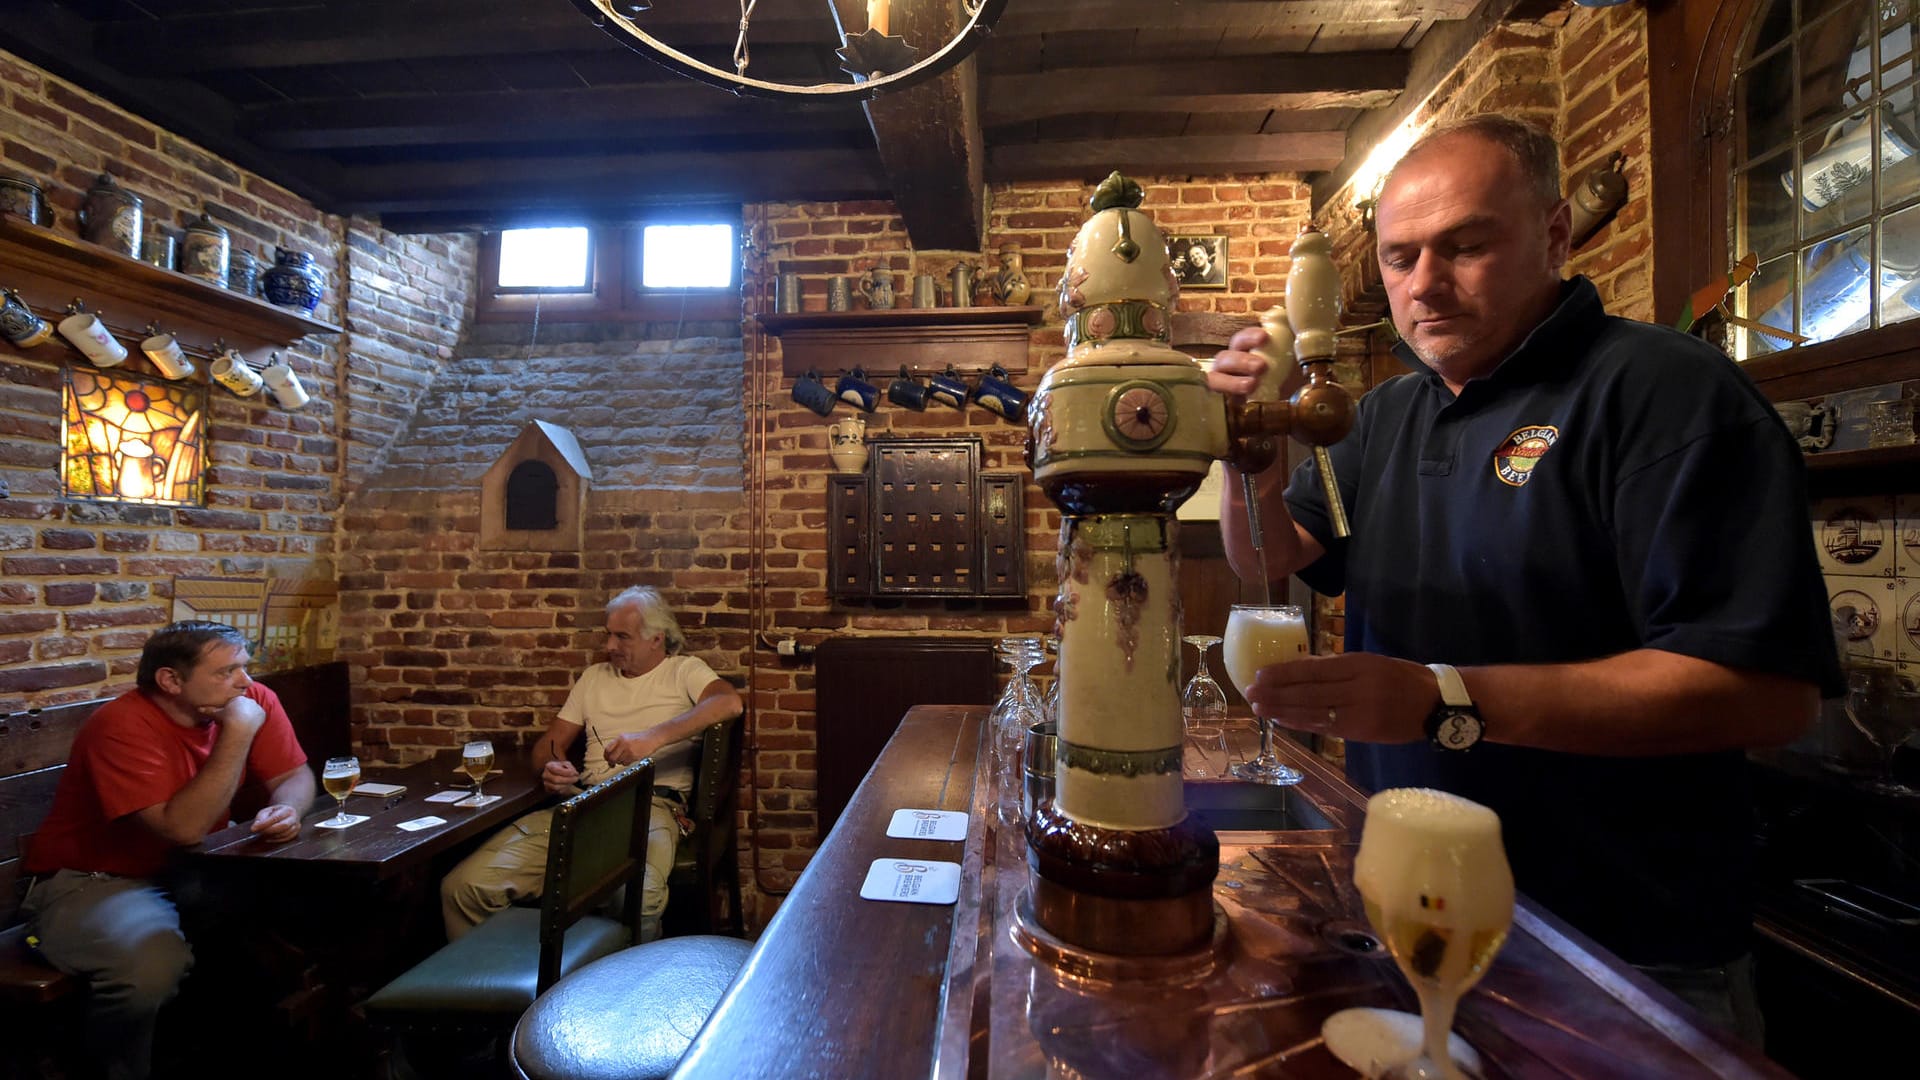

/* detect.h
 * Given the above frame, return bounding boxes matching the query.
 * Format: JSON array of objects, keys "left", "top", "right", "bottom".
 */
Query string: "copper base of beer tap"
[
  {"left": 1024, "top": 802, "right": 1219, "bottom": 955},
  {"left": 1012, "top": 885, "right": 1226, "bottom": 985}
]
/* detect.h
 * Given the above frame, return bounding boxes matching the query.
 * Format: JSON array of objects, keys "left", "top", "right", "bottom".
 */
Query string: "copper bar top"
[{"left": 677, "top": 706, "right": 1790, "bottom": 1078}]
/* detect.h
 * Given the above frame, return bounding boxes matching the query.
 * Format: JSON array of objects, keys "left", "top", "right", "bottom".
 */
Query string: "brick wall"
[{"left": 0, "top": 49, "right": 474, "bottom": 708}]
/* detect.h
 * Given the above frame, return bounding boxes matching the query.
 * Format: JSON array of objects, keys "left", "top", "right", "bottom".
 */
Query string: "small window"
[
  {"left": 641, "top": 223, "right": 735, "bottom": 290},
  {"left": 497, "top": 227, "right": 592, "bottom": 290}
]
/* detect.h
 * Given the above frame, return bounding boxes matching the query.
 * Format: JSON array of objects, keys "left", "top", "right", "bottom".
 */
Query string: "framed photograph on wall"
[{"left": 1168, "top": 235, "right": 1228, "bottom": 290}]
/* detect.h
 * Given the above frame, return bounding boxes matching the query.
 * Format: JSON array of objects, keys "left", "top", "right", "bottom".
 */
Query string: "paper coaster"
[
  {"left": 397, "top": 816, "right": 447, "bottom": 832},
  {"left": 354, "top": 782, "right": 405, "bottom": 798},
  {"left": 454, "top": 793, "right": 502, "bottom": 809},
  {"left": 425, "top": 790, "right": 471, "bottom": 803},
  {"left": 859, "top": 858, "right": 961, "bottom": 905},
  {"left": 314, "top": 814, "right": 369, "bottom": 830},
  {"left": 885, "top": 808, "right": 969, "bottom": 841}
]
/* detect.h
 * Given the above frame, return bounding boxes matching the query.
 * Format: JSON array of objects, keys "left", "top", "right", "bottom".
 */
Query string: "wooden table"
[
  {"left": 185, "top": 750, "right": 548, "bottom": 882},
  {"left": 676, "top": 705, "right": 1793, "bottom": 1079}
]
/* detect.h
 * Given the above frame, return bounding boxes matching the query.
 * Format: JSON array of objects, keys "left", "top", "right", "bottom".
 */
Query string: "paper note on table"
[
  {"left": 858, "top": 858, "right": 961, "bottom": 905},
  {"left": 425, "top": 790, "right": 470, "bottom": 803},
  {"left": 455, "top": 794, "right": 502, "bottom": 809},
  {"left": 353, "top": 782, "right": 405, "bottom": 798},
  {"left": 397, "top": 816, "right": 446, "bottom": 832},
  {"left": 884, "top": 808, "right": 968, "bottom": 841}
]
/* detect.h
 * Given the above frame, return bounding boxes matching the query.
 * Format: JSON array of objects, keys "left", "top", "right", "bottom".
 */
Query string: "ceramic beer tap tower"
[{"left": 1020, "top": 173, "right": 1352, "bottom": 962}]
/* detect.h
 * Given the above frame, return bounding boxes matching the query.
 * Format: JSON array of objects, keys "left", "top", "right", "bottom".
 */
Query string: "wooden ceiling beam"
[
  {"left": 989, "top": 132, "right": 1347, "bottom": 181},
  {"left": 828, "top": 0, "right": 986, "bottom": 251},
  {"left": 1310, "top": 0, "right": 1527, "bottom": 210},
  {"left": 244, "top": 89, "right": 869, "bottom": 150},
  {"left": 91, "top": 0, "right": 836, "bottom": 73},
  {"left": 983, "top": 87, "right": 1398, "bottom": 127},
  {"left": 985, "top": 53, "right": 1407, "bottom": 121},
  {"left": 332, "top": 148, "right": 890, "bottom": 216},
  {"left": 996, "top": 0, "right": 1483, "bottom": 36}
]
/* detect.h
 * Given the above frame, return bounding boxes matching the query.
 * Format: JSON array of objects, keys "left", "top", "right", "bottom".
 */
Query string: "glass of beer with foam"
[
  {"left": 1329, "top": 788, "right": 1514, "bottom": 1079},
  {"left": 1221, "top": 603, "right": 1308, "bottom": 784},
  {"left": 321, "top": 756, "right": 360, "bottom": 826}
]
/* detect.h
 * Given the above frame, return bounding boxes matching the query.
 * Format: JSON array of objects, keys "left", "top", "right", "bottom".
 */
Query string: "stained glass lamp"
[{"left": 62, "top": 367, "right": 205, "bottom": 506}]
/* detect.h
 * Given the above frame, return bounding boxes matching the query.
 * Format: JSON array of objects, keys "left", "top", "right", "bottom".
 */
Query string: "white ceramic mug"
[
  {"left": 261, "top": 359, "right": 310, "bottom": 409},
  {"left": 139, "top": 333, "right": 195, "bottom": 380},
  {"left": 57, "top": 312, "right": 127, "bottom": 367},
  {"left": 210, "top": 349, "right": 264, "bottom": 397}
]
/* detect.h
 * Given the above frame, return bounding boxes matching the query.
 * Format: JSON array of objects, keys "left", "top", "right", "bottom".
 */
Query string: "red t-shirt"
[{"left": 25, "top": 682, "right": 309, "bottom": 878}]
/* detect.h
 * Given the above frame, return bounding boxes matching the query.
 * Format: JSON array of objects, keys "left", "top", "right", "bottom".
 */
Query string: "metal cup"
[
  {"left": 1023, "top": 720, "right": 1056, "bottom": 822},
  {"left": 827, "top": 276, "right": 853, "bottom": 312},
  {"left": 911, "top": 274, "right": 938, "bottom": 309},
  {"left": 775, "top": 272, "right": 803, "bottom": 313}
]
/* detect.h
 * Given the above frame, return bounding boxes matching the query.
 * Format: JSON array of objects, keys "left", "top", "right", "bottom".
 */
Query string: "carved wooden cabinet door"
[{"left": 827, "top": 437, "right": 1024, "bottom": 599}]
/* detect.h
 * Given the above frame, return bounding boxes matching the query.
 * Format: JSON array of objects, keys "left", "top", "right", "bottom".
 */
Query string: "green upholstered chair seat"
[
  {"left": 510, "top": 935, "right": 754, "bottom": 1080},
  {"left": 365, "top": 908, "right": 631, "bottom": 1016}
]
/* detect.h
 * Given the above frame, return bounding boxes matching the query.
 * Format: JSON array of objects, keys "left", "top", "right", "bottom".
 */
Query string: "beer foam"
[
  {"left": 1353, "top": 788, "right": 1513, "bottom": 928},
  {"left": 1221, "top": 605, "right": 1308, "bottom": 697}
]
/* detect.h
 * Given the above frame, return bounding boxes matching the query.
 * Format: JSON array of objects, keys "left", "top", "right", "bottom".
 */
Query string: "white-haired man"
[{"left": 440, "top": 586, "right": 742, "bottom": 942}]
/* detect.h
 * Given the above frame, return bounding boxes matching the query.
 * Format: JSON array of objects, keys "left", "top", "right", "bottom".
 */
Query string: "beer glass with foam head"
[
  {"left": 1338, "top": 788, "right": 1514, "bottom": 1080},
  {"left": 322, "top": 756, "right": 360, "bottom": 826},
  {"left": 463, "top": 740, "right": 496, "bottom": 798},
  {"left": 1221, "top": 603, "right": 1308, "bottom": 784}
]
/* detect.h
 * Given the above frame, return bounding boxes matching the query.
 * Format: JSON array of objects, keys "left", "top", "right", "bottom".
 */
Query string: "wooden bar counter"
[{"left": 678, "top": 706, "right": 1790, "bottom": 1078}]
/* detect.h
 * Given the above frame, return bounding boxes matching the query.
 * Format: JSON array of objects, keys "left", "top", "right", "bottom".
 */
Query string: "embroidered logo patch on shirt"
[{"left": 1493, "top": 425, "right": 1558, "bottom": 487}]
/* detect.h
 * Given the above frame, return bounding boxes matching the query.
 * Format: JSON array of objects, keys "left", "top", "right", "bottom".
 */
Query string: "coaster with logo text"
[
  {"left": 397, "top": 816, "right": 447, "bottom": 832},
  {"left": 859, "top": 858, "right": 961, "bottom": 905},
  {"left": 885, "top": 808, "right": 968, "bottom": 841},
  {"left": 425, "top": 790, "right": 470, "bottom": 803}
]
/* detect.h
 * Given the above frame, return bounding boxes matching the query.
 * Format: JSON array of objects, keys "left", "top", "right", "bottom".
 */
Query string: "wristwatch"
[{"left": 1424, "top": 663, "right": 1484, "bottom": 751}]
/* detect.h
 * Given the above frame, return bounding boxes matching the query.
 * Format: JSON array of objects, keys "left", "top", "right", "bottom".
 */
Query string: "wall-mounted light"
[
  {"left": 63, "top": 366, "right": 205, "bottom": 506},
  {"left": 1568, "top": 151, "right": 1630, "bottom": 247}
]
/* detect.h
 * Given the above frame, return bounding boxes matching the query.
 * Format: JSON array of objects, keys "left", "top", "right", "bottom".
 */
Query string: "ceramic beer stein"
[
  {"left": 57, "top": 308, "right": 127, "bottom": 367},
  {"left": 261, "top": 355, "right": 310, "bottom": 409},
  {"left": 834, "top": 366, "right": 880, "bottom": 412},
  {"left": 180, "top": 211, "right": 231, "bottom": 287},
  {"left": 971, "top": 363, "right": 1029, "bottom": 422},
  {"left": 0, "top": 288, "right": 54, "bottom": 348},
  {"left": 791, "top": 368, "right": 836, "bottom": 416},
  {"left": 139, "top": 331, "right": 196, "bottom": 380},
  {"left": 887, "top": 366, "right": 930, "bottom": 410},
  {"left": 0, "top": 173, "right": 48, "bottom": 226},
  {"left": 210, "top": 348, "right": 265, "bottom": 397},
  {"left": 828, "top": 415, "right": 867, "bottom": 472},
  {"left": 928, "top": 364, "right": 970, "bottom": 410},
  {"left": 78, "top": 174, "right": 141, "bottom": 257},
  {"left": 857, "top": 268, "right": 895, "bottom": 311}
]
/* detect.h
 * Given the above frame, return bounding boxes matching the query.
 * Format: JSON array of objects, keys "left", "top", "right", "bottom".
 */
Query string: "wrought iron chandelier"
[{"left": 571, "top": 0, "right": 1010, "bottom": 100}]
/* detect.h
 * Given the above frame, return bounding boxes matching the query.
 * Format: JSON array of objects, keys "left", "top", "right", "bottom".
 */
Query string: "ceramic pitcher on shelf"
[{"left": 828, "top": 415, "right": 867, "bottom": 472}]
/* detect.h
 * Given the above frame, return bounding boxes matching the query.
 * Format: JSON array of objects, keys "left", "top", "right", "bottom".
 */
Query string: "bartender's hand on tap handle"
[
  {"left": 1243, "top": 652, "right": 1443, "bottom": 745},
  {"left": 1206, "top": 326, "right": 1307, "bottom": 402}
]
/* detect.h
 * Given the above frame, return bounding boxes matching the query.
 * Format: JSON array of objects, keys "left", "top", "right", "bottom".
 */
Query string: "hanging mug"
[
  {"left": 139, "top": 331, "right": 196, "bottom": 380},
  {"left": 971, "top": 363, "right": 1029, "bottom": 422},
  {"left": 210, "top": 348, "right": 265, "bottom": 397},
  {"left": 791, "top": 368, "right": 836, "bottom": 416},
  {"left": 928, "top": 364, "right": 970, "bottom": 410},
  {"left": 826, "top": 276, "right": 853, "bottom": 312},
  {"left": 835, "top": 366, "right": 879, "bottom": 412},
  {"left": 888, "top": 365, "right": 929, "bottom": 410},
  {"left": 261, "top": 356, "right": 310, "bottom": 409},
  {"left": 57, "top": 310, "right": 127, "bottom": 366},
  {"left": 0, "top": 288, "right": 54, "bottom": 348}
]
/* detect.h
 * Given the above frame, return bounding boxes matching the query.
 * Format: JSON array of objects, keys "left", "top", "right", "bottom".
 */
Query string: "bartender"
[{"left": 1209, "top": 113, "right": 1842, "bottom": 1043}]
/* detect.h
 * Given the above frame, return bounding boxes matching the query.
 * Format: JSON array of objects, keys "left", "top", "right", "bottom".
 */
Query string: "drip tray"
[{"left": 1184, "top": 780, "right": 1337, "bottom": 834}]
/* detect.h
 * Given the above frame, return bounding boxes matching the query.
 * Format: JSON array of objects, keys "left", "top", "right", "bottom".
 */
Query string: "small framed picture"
[{"left": 1168, "top": 235, "right": 1228, "bottom": 290}]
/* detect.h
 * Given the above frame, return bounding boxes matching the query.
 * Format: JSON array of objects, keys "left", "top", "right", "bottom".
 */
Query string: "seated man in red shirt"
[{"left": 21, "top": 621, "right": 314, "bottom": 1080}]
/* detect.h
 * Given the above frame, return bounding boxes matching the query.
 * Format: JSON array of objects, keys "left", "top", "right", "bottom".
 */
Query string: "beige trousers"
[{"left": 439, "top": 795, "right": 680, "bottom": 941}]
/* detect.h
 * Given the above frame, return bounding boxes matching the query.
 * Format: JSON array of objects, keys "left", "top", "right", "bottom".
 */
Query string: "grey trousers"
[{"left": 22, "top": 870, "right": 195, "bottom": 1080}]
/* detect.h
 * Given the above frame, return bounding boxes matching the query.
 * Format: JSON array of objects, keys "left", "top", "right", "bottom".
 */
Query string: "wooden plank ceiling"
[{"left": 0, "top": 0, "right": 1496, "bottom": 245}]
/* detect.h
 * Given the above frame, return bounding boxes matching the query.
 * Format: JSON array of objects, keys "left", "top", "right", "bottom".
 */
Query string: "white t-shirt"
[{"left": 558, "top": 655, "right": 720, "bottom": 792}]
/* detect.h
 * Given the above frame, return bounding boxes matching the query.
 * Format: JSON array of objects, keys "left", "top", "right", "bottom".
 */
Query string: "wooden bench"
[{"left": 0, "top": 660, "right": 353, "bottom": 1007}]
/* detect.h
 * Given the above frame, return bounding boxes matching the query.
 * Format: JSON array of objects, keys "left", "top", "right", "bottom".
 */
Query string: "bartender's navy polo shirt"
[{"left": 1283, "top": 276, "right": 1843, "bottom": 966}]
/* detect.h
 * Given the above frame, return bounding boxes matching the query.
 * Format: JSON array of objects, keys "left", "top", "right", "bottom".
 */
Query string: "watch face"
[{"left": 1433, "top": 711, "right": 1483, "bottom": 751}]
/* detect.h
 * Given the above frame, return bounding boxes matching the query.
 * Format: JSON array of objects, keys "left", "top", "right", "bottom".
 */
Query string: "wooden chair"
[
  {"left": 663, "top": 717, "right": 744, "bottom": 936},
  {"left": 363, "top": 761, "right": 656, "bottom": 1055}
]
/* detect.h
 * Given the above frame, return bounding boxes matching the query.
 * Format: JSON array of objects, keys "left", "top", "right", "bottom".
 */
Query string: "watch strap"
[{"left": 1427, "top": 663, "right": 1472, "bottom": 708}]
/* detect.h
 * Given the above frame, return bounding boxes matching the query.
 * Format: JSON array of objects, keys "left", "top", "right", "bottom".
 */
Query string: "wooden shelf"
[
  {"left": 1804, "top": 444, "right": 1920, "bottom": 471},
  {"left": 1803, "top": 443, "right": 1920, "bottom": 495},
  {"left": 757, "top": 305, "right": 1046, "bottom": 378},
  {"left": 0, "top": 214, "right": 340, "bottom": 356}
]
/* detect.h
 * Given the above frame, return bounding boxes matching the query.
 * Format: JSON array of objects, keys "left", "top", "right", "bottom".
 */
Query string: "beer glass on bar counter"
[
  {"left": 463, "top": 740, "right": 496, "bottom": 799},
  {"left": 1325, "top": 788, "right": 1513, "bottom": 1080},
  {"left": 1221, "top": 604, "right": 1307, "bottom": 784},
  {"left": 322, "top": 756, "right": 360, "bottom": 827}
]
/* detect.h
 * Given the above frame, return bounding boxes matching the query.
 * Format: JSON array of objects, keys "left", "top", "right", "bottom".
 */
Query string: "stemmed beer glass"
[
  {"left": 462, "top": 740, "right": 496, "bottom": 800},
  {"left": 321, "top": 756, "right": 360, "bottom": 827},
  {"left": 1324, "top": 788, "right": 1513, "bottom": 1079},
  {"left": 1220, "top": 604, "right": 1307, "bottom": 784},
  {"left": 1844, "top": 667, "right": 1920, "bottom": 795}
]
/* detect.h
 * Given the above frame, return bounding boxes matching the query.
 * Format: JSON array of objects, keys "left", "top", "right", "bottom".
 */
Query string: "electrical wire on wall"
[{"left": 741, "top": 202, "right": 790, "bottom": 898}]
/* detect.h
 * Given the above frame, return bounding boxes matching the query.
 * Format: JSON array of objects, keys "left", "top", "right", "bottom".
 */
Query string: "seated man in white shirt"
[{"left": 440, "top": 586, "right": 743, "bottom": 942}]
